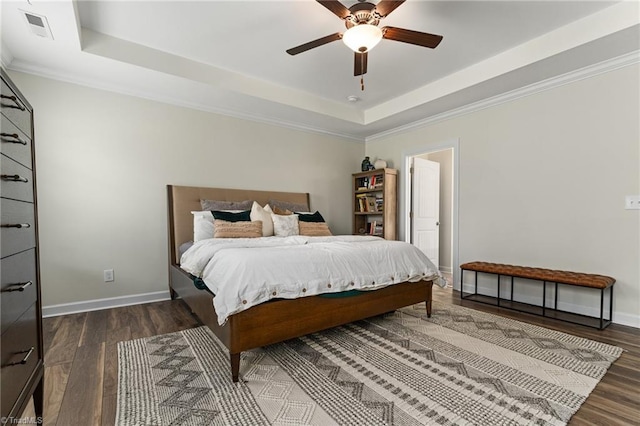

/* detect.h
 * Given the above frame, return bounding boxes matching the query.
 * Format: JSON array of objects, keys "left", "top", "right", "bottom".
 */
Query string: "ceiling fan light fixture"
[{"left": 342, "top": 24, "right": 382, "bottom": 53}]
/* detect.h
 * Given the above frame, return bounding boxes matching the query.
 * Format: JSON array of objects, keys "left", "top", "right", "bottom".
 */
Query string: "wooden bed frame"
[{"left": 167, "top": 184, "right": 433, "bottom": 382}]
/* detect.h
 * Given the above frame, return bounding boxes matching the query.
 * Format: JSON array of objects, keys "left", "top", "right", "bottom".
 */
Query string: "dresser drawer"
[
  {"left": 1, "top": 198, "right": 35, "bottom": 258},
  {"left": 1, "top": 250, "right": 37, "bottom": 335},
  {"left": 1, "top": 114, "right": 32, "bottom": 169},
  {"left": 1, "top": 79, "right": 31, "bottom": 139},
  {"left": 1, "top": 155, "right": 34, "bottom": 202},
  {"left": 1, "top": 303, "right": 39, "bottom": 419}
]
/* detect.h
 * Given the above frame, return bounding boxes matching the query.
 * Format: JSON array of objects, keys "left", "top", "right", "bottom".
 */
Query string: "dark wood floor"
[{"left": 24, "top": 286, "right": 640, "bottom": 426}]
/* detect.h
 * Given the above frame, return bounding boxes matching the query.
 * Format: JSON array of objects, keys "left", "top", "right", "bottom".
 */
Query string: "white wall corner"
[{"left": 1, "top": 41, "right": 14, "bottom": 69}]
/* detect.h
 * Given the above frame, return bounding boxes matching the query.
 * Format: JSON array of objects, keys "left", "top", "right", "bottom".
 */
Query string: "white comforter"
[{"left": 180, "top": 235, "right": 445, "bottom": 325}]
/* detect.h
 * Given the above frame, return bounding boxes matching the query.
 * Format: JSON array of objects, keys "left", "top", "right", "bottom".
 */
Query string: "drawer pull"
[
  {"left": 6, "top": 347, "right": 35, "bottom": 366},
  {"left": 2, "top": 281, "right": 33, "bottom": 292},
  {"left": 0, "top": 132, "right": 27, "bottom": 145},
  {"left": 1, "top": 174, "right": 29, "bottom": 183},
  {"left": 0, "top": 94, "right": 26, "bottom": 111},
  {"left": 1, "top": 223, "right": 31, "bottom": 229}
]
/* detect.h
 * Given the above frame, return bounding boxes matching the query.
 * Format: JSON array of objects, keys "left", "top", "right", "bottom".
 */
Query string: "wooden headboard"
[{"left": 167, "top": 185, "right": 310, "bottom": 264}]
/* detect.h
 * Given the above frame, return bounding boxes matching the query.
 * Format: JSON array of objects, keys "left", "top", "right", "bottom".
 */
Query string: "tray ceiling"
[{"left": 1, "top": 1, "right": 638, "bottom": 140}]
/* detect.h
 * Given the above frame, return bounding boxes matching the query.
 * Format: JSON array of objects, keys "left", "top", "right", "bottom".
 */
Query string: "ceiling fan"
[{"left": 286, "top": 0, "right": 443, "bottom": 89}]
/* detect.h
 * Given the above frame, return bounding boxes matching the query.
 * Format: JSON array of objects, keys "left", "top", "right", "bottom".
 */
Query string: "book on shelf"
[
  {"left": 356, "top": 174, "right": 384, "bottom": 190},
  {"left": 357, "top": 176, "right": 368, "bottom": 190},
  {"left": 368, "top": 221, "right": 384, "bottom": 236},
  {"left": 368, "top": 175, "right": 384, "bottom": 189},
  {"left": 372, "top": 174, "right": 383, "bottom": 188},
  {"left": 356, "top": 194, "right": 381, "bottom": 212},
  {"left": 356, "top": 194, "right": 366, "bottom": 212},
  {"left": 366, "top": 196, "right": 377, "bottom": 212},
  {"left": 375, "top": 196, "right": 383, "bottom": 211}
]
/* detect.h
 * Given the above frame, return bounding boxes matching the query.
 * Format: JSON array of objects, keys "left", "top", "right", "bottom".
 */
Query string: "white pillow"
[
  {"left": 271, "top": 213, "right": 299, "bottom": 237},
  {"left": 250, "top": 202, "right": 274, "bottom": 237},
  {"left": 191, "top": 211, "right": 214, "bottom": 242},
  {"left": 191, "top": 210, "right": 242, "bottom": 242}
]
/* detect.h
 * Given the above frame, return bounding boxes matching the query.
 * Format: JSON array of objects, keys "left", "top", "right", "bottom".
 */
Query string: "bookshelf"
[{"left": 352, "top": 168, "right": 398, "bottom": 240}]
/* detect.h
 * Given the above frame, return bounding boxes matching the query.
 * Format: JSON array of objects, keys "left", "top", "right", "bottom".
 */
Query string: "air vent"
[{"left": 20, "top": 10, "right": 54, "bottom": 40}]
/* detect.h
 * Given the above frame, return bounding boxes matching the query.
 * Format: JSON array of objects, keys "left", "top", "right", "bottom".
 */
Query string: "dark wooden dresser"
[{"left": 1, "top": 68, "right": 44, "bottom": 423}]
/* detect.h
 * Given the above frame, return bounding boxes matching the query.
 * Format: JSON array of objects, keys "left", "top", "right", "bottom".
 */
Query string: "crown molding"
[
  {"left": 365, "top": 50, "right": 640, "bottom": 142},
  {"left": 6, "top": 60, "right": 365, "bottom": 143},
  {"left": 8, "top": 49, "right": 637, "bottom": 146}
]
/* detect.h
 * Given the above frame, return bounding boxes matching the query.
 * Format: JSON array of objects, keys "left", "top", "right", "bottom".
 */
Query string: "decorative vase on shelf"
[
  {"left": 374, "top": 159, "right": 387, "bottom": 169},
  {"left": 361, "top": 156, "right": 372, "bottom": 172}
]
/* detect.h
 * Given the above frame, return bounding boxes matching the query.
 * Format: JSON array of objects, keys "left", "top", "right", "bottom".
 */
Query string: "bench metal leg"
[
  {"left": 460, "top": 269, "right": 464, "bottom": 298},
  {"left": 609, "top": 285, "right": 614, "bottom": 323},
  {"left": 474, "top": 271, "right": 478, "bottom": 295},
  {"left": 542, "top": 281, "right": 546, "bottom": 317},
  {"left": 554, "top": 282, "right": 558, "bottom": 310},
  {"left": 598, "top": 285, "right": 614, "bottom": 330},
  {"left": 600, "top": 286, "right": 616, "bottom": 329},
  {"left": 497, "top": 274, "right": 501, "bottom": 306},
  {"left": 600, "top": 288, "right": 605, "bottom": 330},
  {"left": 510, "top": 276, "right": 514, "bottom": 301}
]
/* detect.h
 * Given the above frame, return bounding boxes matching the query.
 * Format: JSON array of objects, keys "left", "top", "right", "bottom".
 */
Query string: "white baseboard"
[
  {"left": 439, "top": 266, "right": 453, "bottom": 274},
  {"left": 42, "top": 290, "right": 172, "bottom": 318},
  {"left": 607, "top": 312, "right": 640, "bottom": 329},
  {"left": 460, "top": 283, "right": 639, "bottom": 329}
]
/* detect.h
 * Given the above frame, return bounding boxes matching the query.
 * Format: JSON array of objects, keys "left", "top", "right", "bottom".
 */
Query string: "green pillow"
[
  {"left": 210, "top": 210, "right": 251, "bottom": 222},
  {"left": 296, "top": 211, "right": 325, "bottom": 223}
]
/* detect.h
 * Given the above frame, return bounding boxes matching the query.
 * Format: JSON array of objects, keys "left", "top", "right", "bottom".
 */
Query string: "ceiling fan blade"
[
  {"left": 382, "top": 26, "right": 443, "bottom": 48},
  {"left": 354, "top": 52, "right": 368, "bottom": 76},
  {"left": 374, "top": 0, "right": 406, "bottom": 18},
  {"left": 286, "top": 33, "right": 342, "bottom": 55},
  {"left": 316, "top": 0, "right": 352, "bottom": 19}
]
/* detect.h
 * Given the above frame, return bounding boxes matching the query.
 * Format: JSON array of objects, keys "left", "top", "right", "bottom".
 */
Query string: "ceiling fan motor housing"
[{"left": 345, "top": 2, "right": 380, "bottom": 28}]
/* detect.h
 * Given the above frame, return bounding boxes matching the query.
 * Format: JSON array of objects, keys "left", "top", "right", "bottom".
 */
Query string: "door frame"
[{"left": 401, "top": 138, "right": 460, "bottom": 290}]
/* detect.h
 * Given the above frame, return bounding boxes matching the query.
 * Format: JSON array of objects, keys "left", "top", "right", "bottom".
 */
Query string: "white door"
[{"left": 411, "top": 157, "right": 440, "bottom": 267}]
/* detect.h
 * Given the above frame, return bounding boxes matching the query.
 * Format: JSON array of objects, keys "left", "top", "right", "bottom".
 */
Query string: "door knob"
[{"left": 436, "top": 221, "right": 440, "bottom": 226}]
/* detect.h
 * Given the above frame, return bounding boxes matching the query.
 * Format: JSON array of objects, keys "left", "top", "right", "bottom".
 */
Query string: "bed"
[{"left": 167, "top": 184, "right": 440, "bottom": 382}]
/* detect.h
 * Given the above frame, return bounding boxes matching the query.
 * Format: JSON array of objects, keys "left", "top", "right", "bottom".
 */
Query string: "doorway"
[{"left": 402, "top": 140, "right": 459, "bottom": 289}]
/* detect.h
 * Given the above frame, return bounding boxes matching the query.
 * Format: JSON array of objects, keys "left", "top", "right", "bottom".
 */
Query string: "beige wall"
[
  {"left": 366, "top": 64, "right": 640, "bottom": 327},
  {"left": 9, "top": 71, "right": 364, "bottom": 307}
]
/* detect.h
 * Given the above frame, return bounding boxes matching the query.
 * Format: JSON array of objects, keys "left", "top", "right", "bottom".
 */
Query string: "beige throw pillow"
[
  {"left": 299, "top": 222, "right": 332, "bottom": 237},
  {"left": 272, "top": 206, "right": 293, "bottom": 215},
  {"left": 213, "top": 219, "right": 263, "bottom": 238}
]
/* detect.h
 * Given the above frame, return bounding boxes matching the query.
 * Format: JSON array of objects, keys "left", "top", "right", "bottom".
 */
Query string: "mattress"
[{"left": 181, "top": 235, "right": 444, "bottom": 325}]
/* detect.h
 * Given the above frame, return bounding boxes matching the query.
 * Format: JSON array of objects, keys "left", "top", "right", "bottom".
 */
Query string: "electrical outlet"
[
  {"left": 103, "top": 269, "right": 114, "bottom": 282},
  {"left": 625, "top": 195, "right": 640, "bottom": 210}
]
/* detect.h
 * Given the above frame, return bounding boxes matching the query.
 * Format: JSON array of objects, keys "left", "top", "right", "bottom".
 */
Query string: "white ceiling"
[{"left": 2, "top": 0, "right": 639, "bottom": 140}]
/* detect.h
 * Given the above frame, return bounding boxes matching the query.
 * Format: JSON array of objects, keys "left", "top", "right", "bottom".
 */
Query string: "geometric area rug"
[{"left": 116, "top": 303, "right": 623, "bottom": 426}]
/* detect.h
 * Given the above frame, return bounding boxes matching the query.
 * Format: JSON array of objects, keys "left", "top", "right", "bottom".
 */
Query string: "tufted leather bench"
[{"left": 460, "top": 262, "right": 615, "bottom": 329}]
